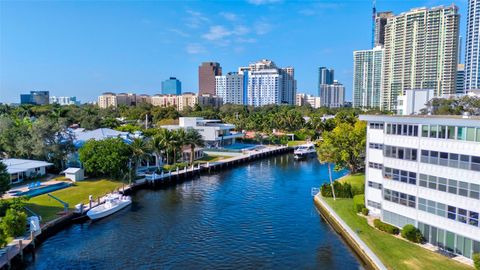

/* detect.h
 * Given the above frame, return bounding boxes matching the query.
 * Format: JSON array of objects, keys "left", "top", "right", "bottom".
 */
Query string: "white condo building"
[
  {"left": 360, "top": 115, "right": 480, "bottom": 260},
  {"left": 49, "top": 96, "right": 80, "bottom": 105},
  {"left": 353, "top": 47, "right": 384, "bottom": 108},
  {"left": 319, "top": 81, "right": 345, "bottom": 108},
  {"left": 382, "top": 6, "right": 459, "bottom": 111},
  {"left": 465, "top": 0, "right": 480, "bottom": 91},
  {"left": 296, "top": 93, "right": 321, "bottom": 108},
  {"left": 215, "top": 72, "right": 244, "bottom": 105}
]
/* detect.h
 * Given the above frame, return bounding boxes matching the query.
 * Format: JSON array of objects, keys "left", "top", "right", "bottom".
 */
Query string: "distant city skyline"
[{"left": 0, "top": 0, "right": 468, "bottom": 104}]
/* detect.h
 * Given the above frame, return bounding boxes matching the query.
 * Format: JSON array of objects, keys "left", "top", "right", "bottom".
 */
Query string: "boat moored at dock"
[
  {"left": 293, "top": 143, "right": 316, "bottom": 160},
  {"left": 86, "top": 193, "right": 131, "bottom": 220}
]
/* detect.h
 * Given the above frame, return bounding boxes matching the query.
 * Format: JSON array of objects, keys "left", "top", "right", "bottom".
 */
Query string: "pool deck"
[{"left": 3, "top": 180, "right": 71, "bottom": 199}]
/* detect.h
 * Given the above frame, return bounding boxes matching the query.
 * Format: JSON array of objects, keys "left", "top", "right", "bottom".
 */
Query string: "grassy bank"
[
  {"left": 287, "top": 140, "right": 306, "bottom": 147},
  {"left": 322, "top": 174, "right": 471, "bottom": 270},
  {"left": 26, "top": 179, "right": 124, "bottom": 223},
  {"left": 195, "top": 154, "right": 230, "bottom": 163}
]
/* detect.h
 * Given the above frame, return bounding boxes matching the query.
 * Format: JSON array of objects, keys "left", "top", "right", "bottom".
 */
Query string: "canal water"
[{"left": 26, "top": 155, "right": 362, "bottom": 269}]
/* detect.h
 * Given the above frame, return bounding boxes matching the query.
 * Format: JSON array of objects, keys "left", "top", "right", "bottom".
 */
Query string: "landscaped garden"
[{"left": 322, "top": 174, "right": 472, "bottom": 270}]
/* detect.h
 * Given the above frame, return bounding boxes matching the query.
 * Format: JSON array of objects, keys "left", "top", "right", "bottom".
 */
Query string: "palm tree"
[
  {"left": 130, "top": 137, "right": 150, "bottom": 175},
  {"left": 171, "top": 129, "right": 187, "bottom": 164},
  {"left": 149, "top": 135, "right": 164, "bottom": 169},
  {"left": 317, "top": 143, "right": 337, "bottom": 200},
  {"left": 154, "top": 128, "right": 172, "bottom": 166},
  {"left": 185, "top": 128, "right": 204, "bottom": 164}
]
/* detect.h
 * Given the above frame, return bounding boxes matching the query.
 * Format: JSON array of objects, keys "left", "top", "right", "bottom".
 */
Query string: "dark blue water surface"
[{"left": 26, "top": 154, "right": 362, "bottom": 270}]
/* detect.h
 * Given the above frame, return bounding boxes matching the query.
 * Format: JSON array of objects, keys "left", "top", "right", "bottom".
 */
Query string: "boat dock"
[{"left": 0, "top": 234, "right": 34, "bottom": 269}]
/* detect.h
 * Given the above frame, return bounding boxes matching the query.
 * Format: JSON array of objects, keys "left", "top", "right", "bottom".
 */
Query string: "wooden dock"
[{"left": 0, "top": 236, "right": 34, "bottom": 269}]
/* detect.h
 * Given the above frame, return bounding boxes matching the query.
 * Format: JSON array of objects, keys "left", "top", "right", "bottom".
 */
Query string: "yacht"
[
  {"left": 293, "top": 143, "right": 317, "bottom": 160},
  {"left": 87, "top": 193, "right": 131, "bottom": 220}
]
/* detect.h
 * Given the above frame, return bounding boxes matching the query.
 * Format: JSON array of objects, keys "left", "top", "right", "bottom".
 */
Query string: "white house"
[
  {"left": 1, "top": 159, "right": 53, "bottom": 184},
  {"left": 161, "top": 117, "right": 244, "bottom": 147},
  {"left": 360, "top": 114, "right": 480, "bottom": 260}
]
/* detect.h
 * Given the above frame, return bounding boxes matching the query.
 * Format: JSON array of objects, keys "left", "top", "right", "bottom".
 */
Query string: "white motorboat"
[
  {"left": 87, "top": 193, "right": 131, "bottom": 220},
  {"left": 293, "top": 143, "right": 317, "bottom": 159}
]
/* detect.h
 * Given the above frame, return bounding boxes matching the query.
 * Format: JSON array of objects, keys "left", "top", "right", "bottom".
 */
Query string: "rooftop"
[
  {"left": 1, "top": 159, "right": 53, "bottom": 174},
  {"left": 359, "top": 114, "right": 480, "bottom": 126}
]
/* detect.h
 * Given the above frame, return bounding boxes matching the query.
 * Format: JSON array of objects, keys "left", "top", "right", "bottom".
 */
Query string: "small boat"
[
  {"left": 87, "top": 193, "right": 131, "bottom": 220},
  {"left": 293, "top": 143, "right": 317, "bottom": 160}
]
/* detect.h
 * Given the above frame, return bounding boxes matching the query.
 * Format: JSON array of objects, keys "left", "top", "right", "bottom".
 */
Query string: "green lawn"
[
  {"left": 195, "top": 154, "right": 230, "bottom": 163},
  {"left": 337, "top": 173, "right": 365, "bottom": 190},
  {"left": 26, "top": 179, "right": 124, "bottom": 223},
  {"left": 322, "top": 197, "right": 472, "bottom": 270},
  {"left": 287, "top": 140, "right": 306, "bottom": 147}
]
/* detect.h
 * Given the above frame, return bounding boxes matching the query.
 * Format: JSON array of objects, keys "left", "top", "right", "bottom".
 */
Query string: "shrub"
[
  {"left": 373, "top": 219, "right": 399, "bottom": 235},
  {"left": 351, "top": 184, "right": 365, "bottom": 196},
  {"left": 473, "top": 253, "right": 480, "bottom": 270},
  {"left": 401, "top": 224, "right": 423, "bottom": 243},
  {"left": 0, "top": 227, "right": 7, "bottom": 248},
  {"left": 1, "top": 208, "right": 27, "bottom": 237},
  {"left": 353, "top": 194, "right": 365, "bottom": 213},
  {"left": 361, "top": 207, "right": 369, "bottom": 216},
  {"left": 320, "top": 181, "right": 353, "bottom": 198}
]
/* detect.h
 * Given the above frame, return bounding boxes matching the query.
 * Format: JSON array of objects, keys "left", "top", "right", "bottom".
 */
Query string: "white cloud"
[
  {"left": 186, "top": 43, "right": 206, "bottom": 54},
  {"left": 169, "top": 28, "right": 190, "bottom": 38},
  {"left": 234, "top": 25, "right": 249, "bottom": 35},
  {"left": 237, "top": 37, "right": 257, "bottom": 43},
  {"left": 219, "top": 12, "right": 238, "bottom": 21},
  {"left": 254, "top": 21, "right": 272, "bottom": 35},
  {"left": 185, "top": 9, "right": 210, "bottom": 28},
  {"left": 247, "top": 0, "right": 281, "bottom": 5},
  {"left": 202, "top": 25, "right": 232, "bottom": 41}
]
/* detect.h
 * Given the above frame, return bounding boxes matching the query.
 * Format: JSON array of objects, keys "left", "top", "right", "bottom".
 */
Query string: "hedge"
[
  {"left": 320, "top": 181, "right": 353, "bottom": 198},
  {"left": 473, "top": 253, "right": 480, "bottom": 270},
  {"left": 353, "top": 194, "right": 365, "bottom": 213},
  {"left": 401, "top": 224, "right": 423, "bottom": 243},
  {"left": 373, "top": 219, "right": 399, "bottom": 235},
  {"left": 361, "top": 207, "right": 369, "bottom": 216}
]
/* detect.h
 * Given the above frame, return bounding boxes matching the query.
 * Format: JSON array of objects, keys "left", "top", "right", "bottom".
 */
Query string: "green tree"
[
  {"left": 130, "top": 138, "right": 150, "bottom": 176},
  {"left": 78, "top": 138, "right": 133, "bottom": 178},
  {"left": 0, "top": 227, "right": 7, "bottom": 248},
  {"left": 317, "top": 143, "right": 337, "bottom": 200},
  {"left": 185, "top": 128, "right": 204, "bottom": 164},
  {"left": 0, "top": 162, "right": 10, "bottom": 197},
  {"left": 319, "top": 121, "right": 366, "bottom": 173},
  {"left": 1, "top": 208, "right": 27, "bottom": 237}
]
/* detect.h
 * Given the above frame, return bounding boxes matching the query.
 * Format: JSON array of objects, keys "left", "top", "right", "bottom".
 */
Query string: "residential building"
[
  {"left": 353, "top": 46, "right": 384, "bottom": 108},
  {"left": 360, "top": 115, "right": 480, "bottom": 260},
  {"left": 215, "top": 72, "right": 244, "bottom": 105},
  {"left": 396, "top": 89, "right": 435, "bottom": 115},
  {"left": 150, "top": 93, "right": 223, "bottom": 111},
  {"left": 465, "top": 0, "right": 480, "bottom": 91},
  {"left": 49, "top": 96, "right": 80, "bottom": 105},
  {"left": 319, "top": 81, "right": 345, "bottom": 108},
  {"left": 150, "top": 94, "right": 178, "bottom": 108},
  {"left": 238, "top": 59, "right": 296, "bottom": 106},
  {"left": 382, "top": 6, "right": 460, "bottom": 111},
  {"left": 97, "top": 92, "right": 145, "bottom": 108},
  {"left": 318, "top": 67, "right": 334, "bottom": 86},
  {"left": 296, "top": 93, "right": 321, "bottom": 108},
  {"left": 1, "top": 159, "right": 52, "bottom": 184},
  {"left": 457, "top": 64, "right": 466, "bottom": 95},
  {"left": 161, "top": 77, "right": 182, "bottom": 95},
  {"left": 20, "top": 91, "right": 49, "bottom": 105},
  {"left": 374, "top": 11, "right": 394, "bottom": 47},
  {"left": 161, "top": 117, "right": 243, "bottom": 147},
  {"left": 97, "top": 92, "right": 118, "bottom": 108},
  {"left": 199, "top": 62, "right": 222, "bottom": 95}
]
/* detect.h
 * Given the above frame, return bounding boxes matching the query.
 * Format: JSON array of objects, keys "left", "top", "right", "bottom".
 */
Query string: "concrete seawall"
[{"left": 314, "top": 195, "right": 387, "bottom": 270}]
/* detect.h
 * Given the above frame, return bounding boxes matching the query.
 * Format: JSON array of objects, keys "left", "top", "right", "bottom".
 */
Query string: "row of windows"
[
  {"left": 419, "top": 174, "right": 480, "bottom": 200},
  {"left": 368, "top": 181, "right": 382, "bottom": 189},
  {"left": 369, "top": 162, "right": 383, "bottom": 169},
  {"left": 384, "top": 145, "right": 418, "bottom": 161},
  {"left": 421, "top": 125, "right": 480, "bottom": 142},
  {"left": 369, "top": 143, "right": 383, "bottom": 150},
  {"left": 420, "top": 150, "right": 480, "bottom": 171},
  {"left": 384, "top": 189, "right": 416, "bottom": 208},
  {"left": 386, "top": 123, "right": 419, "bottom": 136},
  {"left": 384, "top": 167, "right": 417, "bottom": 185},
  {"left": 367, "top": 200, "right": 381, "bottom": 209},
  {"left": 418, "top": 222, "right": 480, "bottom": 259},
  {"left": 418, "top": 198, "right": 479, "bottom": 228},
  {"left": 369, "top": 122, "right": 384, "bottom": 129}
]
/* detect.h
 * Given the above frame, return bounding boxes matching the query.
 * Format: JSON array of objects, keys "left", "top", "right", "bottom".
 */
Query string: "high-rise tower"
[
  {"left": 199, "top": 62, "right": 222, "bottom": 95},
  {"left": 465, "top": 0, "right": 480, "bottom": 91}
]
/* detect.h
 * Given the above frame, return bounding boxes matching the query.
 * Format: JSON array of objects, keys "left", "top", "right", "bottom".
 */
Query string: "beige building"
[
  {"left": 296, "top": 93, "right": 321, "bottom": 108},
  {"left": 382, "top": 6, "right": 459, "bottom": 111},
  {"left": 97, "top": 92, "right": 118, "bottom": 108}
]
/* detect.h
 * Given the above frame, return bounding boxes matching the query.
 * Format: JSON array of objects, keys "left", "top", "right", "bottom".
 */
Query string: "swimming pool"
[
  {"left": 223, "top": 143, "right": 258, "bottom": 151},
  {"left": 17, "top": 182, "right": 72, "bottom": 198}
]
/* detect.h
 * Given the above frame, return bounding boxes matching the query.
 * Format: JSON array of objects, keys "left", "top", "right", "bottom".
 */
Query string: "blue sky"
[{"left": 0, "top": 0, "right": 468, "bottom": 103}]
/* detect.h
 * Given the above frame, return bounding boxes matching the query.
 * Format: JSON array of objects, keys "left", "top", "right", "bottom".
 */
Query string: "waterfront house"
[
  {"left": 161, "top": 117, "right": 243, "bottom": 148},
  {"left": 360, "top": 114, "right": 480, "bottom": 260},
  {"left": 1, "top": 158, "right": 53, "bottom": 184}
]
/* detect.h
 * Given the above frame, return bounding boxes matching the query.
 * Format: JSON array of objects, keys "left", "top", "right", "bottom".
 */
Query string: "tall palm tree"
[
  {"left": 156, "top": 128, "right": 172, "bottom": 165},
  {"left": 149, "top": 135, "right": 165, "bottom": 169},
  {"left": 317, "top": 143, "right": 337, "bottom": 200},
  {"left": 171, "top": 129, "right": 187, "bottom": 164},
  {"left": 130, "top": 137, "right": 150, "bottom": 175},
  {"left": 185, "top": 128, "right": 204, "bottom": 164}
]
